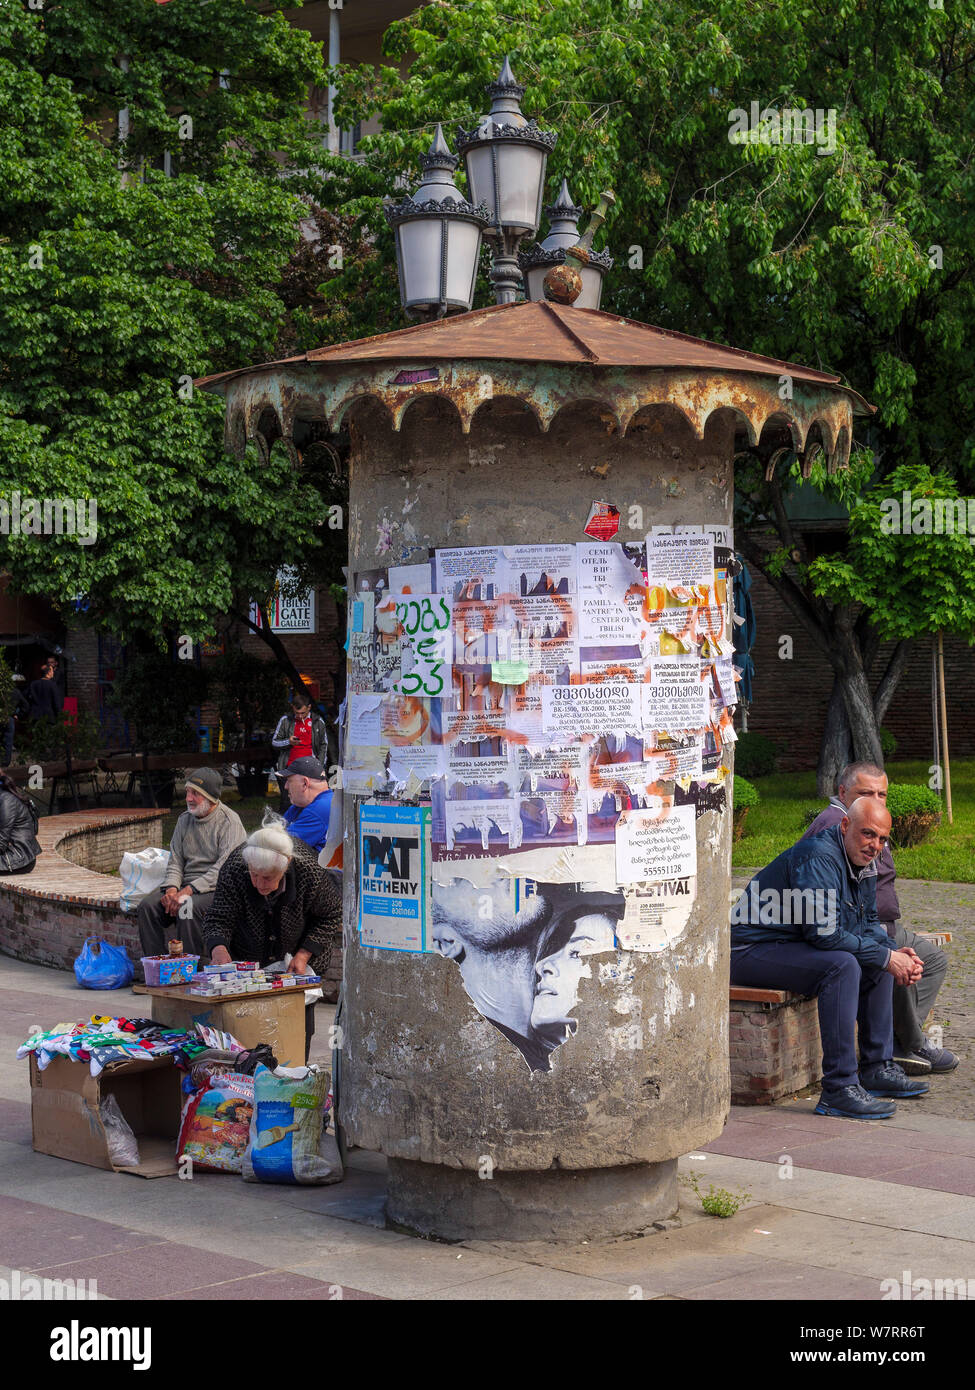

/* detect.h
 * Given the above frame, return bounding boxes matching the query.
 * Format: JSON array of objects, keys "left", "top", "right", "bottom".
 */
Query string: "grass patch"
[{"left": 732, "top": 758, "right": 975, "bottom": 883}]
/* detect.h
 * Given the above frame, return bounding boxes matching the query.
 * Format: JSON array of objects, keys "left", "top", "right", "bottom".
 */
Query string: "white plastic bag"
[
  {"left": 100, "top": 1094, "right": 140, "bottom": 1168},
  {"left": 118, "top": 847, "right": 171, "bottom": 913},
  {"left": 267, "top": 956, "right": 324, "bottom": 1006}
]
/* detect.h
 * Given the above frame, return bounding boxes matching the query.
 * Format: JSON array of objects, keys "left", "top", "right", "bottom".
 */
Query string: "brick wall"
[
  {"left": 729, "top": 990, "right": 822, "bottom": 1104},
  {"left": 744, "top": 570, "right": 975, "bottom": 771},
  {"left": 56, "top": 815, "right": 167, "bottom": 875},
  {"left": 0, "top": 892, "right": 141, "bottom": 974}
]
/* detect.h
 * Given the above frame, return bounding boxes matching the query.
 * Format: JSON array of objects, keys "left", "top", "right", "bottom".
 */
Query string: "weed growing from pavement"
[{"left": 680, "top": 1172, "right": 752, "bottom": 1218}]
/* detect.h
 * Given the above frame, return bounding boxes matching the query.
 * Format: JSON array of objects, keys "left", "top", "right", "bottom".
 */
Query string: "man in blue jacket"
[
  {"left": 277, "top": 757, "right": 334, "bottom": 855},
  {"left": 803, "top": 761, "right": 956, "bottom": 1076},
  {"left": 730, "top": 796, "right": 928, "bottom": 1120}
]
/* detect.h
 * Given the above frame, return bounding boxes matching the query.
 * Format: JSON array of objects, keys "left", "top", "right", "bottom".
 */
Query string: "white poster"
[
  {"left": 615, "top": 803, "right": 697, "bottom": 884},
  {"left": 616, "top": 879, "right": 696, "bottom": 951},
  {"left": 645, "top": 533, "right": 714, "bottom": 594},
  {"left": 577, "top": 542, "right": 645, "bottom": 645},
  {"left": 642, "top": 658, "right": 711, "bottom": 732},
  {"left": 347, "top": 693, "right": 383, "bottom": 748},
  {"left": 541, "top": 683, "right": 642, "bottom": 740},
  {"left": 382, "top": 592, "right": 453, "bottom": 699}
]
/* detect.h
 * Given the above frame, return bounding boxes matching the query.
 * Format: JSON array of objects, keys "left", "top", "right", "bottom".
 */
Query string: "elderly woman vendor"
[{"left": 203, "top": 823, "right": 341, "bottom": 1061}]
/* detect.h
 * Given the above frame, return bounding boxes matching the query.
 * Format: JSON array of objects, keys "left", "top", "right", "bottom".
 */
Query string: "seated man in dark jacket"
[
  {"left": 803, "top": 760, "right": 956, "bottom": 1075},
  {"left": 204, "top": 823, "right": 341, "bottom": 1062},
  {"left": 731, "top": 796, "right": 928, "bottom": 1120}
]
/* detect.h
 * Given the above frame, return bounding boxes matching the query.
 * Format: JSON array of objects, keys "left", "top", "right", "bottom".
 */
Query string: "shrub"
[
  {"left": 880, "top": 726, "right": 898, "bottom": 759},
  {"left": 732, "top": 775, "right": 759, "bottom": 810},
  {"left": 734, "top": 731, "right": 777, "bottom": 778},
  {"left": 886, "top": 783, "right": 942, "bottom": 848},
  {"left": 20, "top": 711, "right": 101, "bottom": 762},
  {"left": 732, "top": 774, "right": 758, "bottom": 840}
]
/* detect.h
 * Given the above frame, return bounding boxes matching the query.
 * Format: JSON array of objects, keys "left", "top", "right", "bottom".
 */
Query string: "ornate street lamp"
[
  {"left": 455, "top": 56, "right": 557, "bottom": 304},
  {"left": 384, "top": 125, "right": 490, "bottom": 320},
  {"left": 519, "top": 179, "right": 614, "bottom": 311}
]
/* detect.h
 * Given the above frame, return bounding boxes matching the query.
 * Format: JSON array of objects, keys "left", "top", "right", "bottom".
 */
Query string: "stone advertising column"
[{"left": 341, "top": 389, "right": 735, "bottom": 1242}]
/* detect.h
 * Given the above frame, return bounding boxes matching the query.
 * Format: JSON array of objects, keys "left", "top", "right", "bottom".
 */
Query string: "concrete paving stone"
[
  {"left": 0, "top": 1261, "right": 113, "bottom": 1300},
  {"left": 421, "top": 1266, "right": 629, "bottom": 1300},
  {"left": 867, "top": 1156, "right": 975, "bottom": 1198},
  {"left": 31, "top": 1242, "right": 281, "bottom": 1298},
  {"left": 771, "top": 1136, "right": 942, "bottom": 1180},
  {"left": 681, "top": 1260, "right": 887, "bottom": 1301},
  {"left": 344, "top": 1149, "right": 389, "bottom": 1174},
  {"left": 0, "top": 1194, "right": 167, "bottom": 1269},
  {"left": 283, "top": 1243, "right": 527, "bottom": 1300},
  {"left": 702, "top": 1124, "right": 840, "bottom": 1164},
  {"left": 157, "top": 1271, "right": 383, "bottom": 1300},
  {"left": 732, "top": 1208, "right": 975, "bottom": 1286},
  {"left": 0, "top": 1097, "right": 32, "bottom": 1144}
]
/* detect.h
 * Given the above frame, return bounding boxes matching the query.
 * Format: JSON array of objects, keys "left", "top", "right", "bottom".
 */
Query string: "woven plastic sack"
[
  {"left": 119, "top": 847, "right": 170, "bottom": 912},
  {"left": 177, "top": 1072, "right": 254, "bottom": 1174},
  {"left": 73, "top": 938, "right": 134, "bottom": 991},
  {"left": 242, "top": 1064, "right": 341, "bottom": 1186}
]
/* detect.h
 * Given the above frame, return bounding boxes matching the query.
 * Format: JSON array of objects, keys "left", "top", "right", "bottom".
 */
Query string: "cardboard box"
[
  {"left": 29, "top": 1054, "right": 183, "bottom": 1178},
  {"left": 143, "top": 989, "right": 307, "bottom": 1067}
]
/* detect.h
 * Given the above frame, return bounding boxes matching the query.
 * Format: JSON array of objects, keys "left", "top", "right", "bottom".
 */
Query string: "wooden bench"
[{"left": 729, "top": 931, "right": 953, "bottom": 1104}]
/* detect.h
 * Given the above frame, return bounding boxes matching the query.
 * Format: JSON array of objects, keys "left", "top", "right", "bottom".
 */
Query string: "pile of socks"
[{"left": 17, "top": 1015, "right": 209, "bottom": 1076}]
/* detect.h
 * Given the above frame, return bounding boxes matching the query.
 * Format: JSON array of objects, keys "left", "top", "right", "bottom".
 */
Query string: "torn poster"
[
  {"left": 430, "top": 866, "right": 623, "bottom": 1072},
  {"left": 642, "top": 658, "right": 711, "bottom": 733},
  {"left": 443, "top": 796, "right": 520, "bottom": 851},
  {"left": 359, "top": 803, "right": 432, "bottom": 952},
  {"left": 347, "top": 592, "right": 377, "bottom": 695},
  {"left": 584, "top": 501, "right": 621, "bottom": 541},
  {"left": 615, "top": 803, "right": 697, "bottom": 884},
  {"left": 541, "top": 682, "right": 642, "bottom": 741},
  {"left": 387, "top": 560, "right": 433, "bottom": 593},
  {"left": 645, "top": 531, "right": 714, "bottom": 598},
  {"left": 577, "top": 541, "right": 645, "bottom": 646},
  {"left": 385, "top": 592, "right": 453, "bottom": 699},
  {"left": 347, "top": 692, "right": 383, "bottom": 747},
  {"left": 616, "top": 879, "right": 696, "bottom": 952}
]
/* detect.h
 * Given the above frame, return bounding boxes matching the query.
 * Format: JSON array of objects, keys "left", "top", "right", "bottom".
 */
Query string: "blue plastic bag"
[{"left": 74, "top": 938, "right": 134, "bottom": 991}]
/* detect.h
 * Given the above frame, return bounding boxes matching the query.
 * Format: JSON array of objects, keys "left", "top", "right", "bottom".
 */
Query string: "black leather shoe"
[
  {"left": 814, "top": 1083, "right": 896, "bottom": 1119},
  {"left": 860, "top": 1060, "right": 929, "bottom": 1098}
]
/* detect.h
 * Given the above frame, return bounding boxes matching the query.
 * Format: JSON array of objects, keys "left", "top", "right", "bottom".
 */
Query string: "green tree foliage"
[
  {"left": 326, "top": 1, "right": 975, "bottom": 782},
  {"left": 0, "top": 0, "right": 342, "bottom": 646},
  {"left": 108, "top": 647, "right": 209, "bottom": 753}
]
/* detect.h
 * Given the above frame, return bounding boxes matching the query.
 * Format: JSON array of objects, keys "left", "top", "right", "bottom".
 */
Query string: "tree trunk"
[
  {"left": 817, "top": 677, "right": 852, "bottom": 797},
  {"left": 872, "top": 639, "right": 912, "bottom": 727}
]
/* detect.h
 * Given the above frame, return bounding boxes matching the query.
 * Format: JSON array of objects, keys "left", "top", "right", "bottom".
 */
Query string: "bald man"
[
  {"left": 803, "top": 761, "right": 956, "bottom": 1075},
  {"left": 731, "top": 796, "right": 928, "bottom": 1120}
]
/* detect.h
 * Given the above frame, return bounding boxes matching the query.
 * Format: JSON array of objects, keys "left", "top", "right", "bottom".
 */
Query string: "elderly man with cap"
[
  {"left": 277, "top": 756, "right": 334, "bottom": 855},
  {"left": 137, "top": 768, "right": 246, "bottom": 960}
]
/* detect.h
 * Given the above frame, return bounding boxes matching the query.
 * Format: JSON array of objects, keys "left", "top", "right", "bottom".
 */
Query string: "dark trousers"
[
  {"left": 731, "top": 942, "right": 894, "bottom": 1092},
  {"left": 888, "top": 923, "right": 948, "bottom": 1052},
  {"left": 305, "top": 1002, "right": 316, "bottom": 1065},
  {"left": 136, "top": 889, "right": 215, "bottom": 959}
]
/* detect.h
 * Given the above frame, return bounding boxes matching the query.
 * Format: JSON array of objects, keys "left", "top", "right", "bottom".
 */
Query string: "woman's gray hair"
[{"left": 242, "top": 814, "right": 294, "bottom": 875}]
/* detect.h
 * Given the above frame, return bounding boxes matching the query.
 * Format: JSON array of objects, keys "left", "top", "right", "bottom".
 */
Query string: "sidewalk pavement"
[{"left": 1, "top": 954, "right": 972, "bottom": 1301}]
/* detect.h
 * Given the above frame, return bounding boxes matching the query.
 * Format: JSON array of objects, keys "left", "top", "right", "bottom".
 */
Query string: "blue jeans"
[{"left": 731, "top": 942, "right": 894, "bottom": 1091}]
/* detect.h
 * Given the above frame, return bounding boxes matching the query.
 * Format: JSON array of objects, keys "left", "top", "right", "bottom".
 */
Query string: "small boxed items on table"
[{"left": 187, "top": 963, "right": 320, "bottom": 997}]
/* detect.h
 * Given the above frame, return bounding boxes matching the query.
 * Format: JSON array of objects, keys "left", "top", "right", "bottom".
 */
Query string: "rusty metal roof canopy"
[
  {"left": 198, "top": 300, "right": 873, "bottom": 477},
  {"left": 200, "top": 300, "right": 869, "bottom": 400}
]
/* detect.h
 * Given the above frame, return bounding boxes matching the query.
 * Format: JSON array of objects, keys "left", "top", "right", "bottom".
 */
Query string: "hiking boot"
[
  {"left": 814, "top": 1083, "right": 896, "bottom": 1120},
  {"left": 914, "top": 1041, "right": 959, "bottom": 1073},
  {"left": 860, "top": 1060, "right": 929, "bottom": 1098},
  {"left": 892, "top": 1042, "right": 932, "bottom": 1076}
]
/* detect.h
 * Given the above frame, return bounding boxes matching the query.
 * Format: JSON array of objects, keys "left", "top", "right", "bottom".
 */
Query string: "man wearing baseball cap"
[
  {"left": 137, "top": 768, "right": 246, "bottom": 960},
  {"left": 277, "top": 756, "right": 334, "bottom": 855}
]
